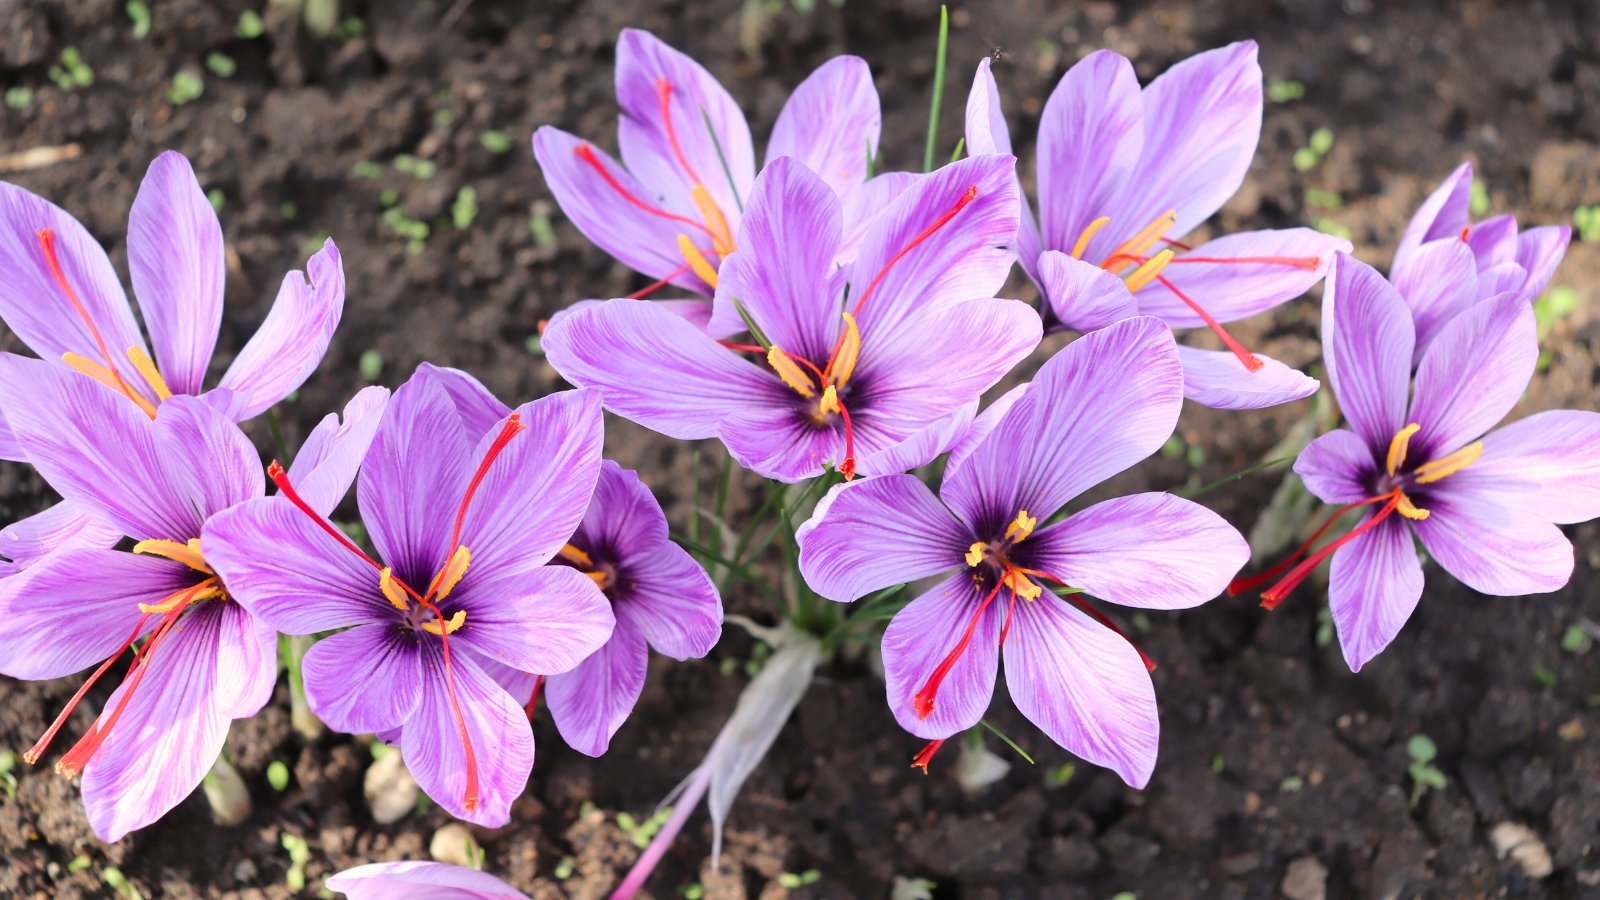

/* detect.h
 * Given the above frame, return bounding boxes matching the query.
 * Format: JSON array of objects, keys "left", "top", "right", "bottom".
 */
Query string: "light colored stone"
[
  {"left": 1281, "top": 856, "right": 1328, "bottom": 900},
  {"left": 430, "top": 822, "right": 481, "bottom": 868},
  {"left": 1490, "top": 822, "right": 1554, "bottom": 880},
  {"left": 363, "top": 749, "right": 419, "bottom": 825},
  {"left": 202, "top": 757, "right": 251, "bottom": 826}
]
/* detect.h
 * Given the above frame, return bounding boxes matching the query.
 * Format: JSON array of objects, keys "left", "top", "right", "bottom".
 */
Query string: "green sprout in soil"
[
  {"left": 1267, "top": 77, "right": 1305, "bottom": 102},
  {"left": 452, "top": 186, "right": 479, "bottom": 230},
  {"left": 335, "top": 17, "right": 366, "bottom": 40},
  {"left": 617, "top": 806, "right": 673, "bottom": 848},
  {"left": 1280, "top": 775, "right": 1305, "bottom": 792},
  {"left": 380, "top": 206, "right": 430, "bottom": 254},
  {"left": 679, "top": 884, "right": 705, "bottom": 900},
  {"left": 49, "top": 48, "right": 95, "bottom": 91},
  {"left": 1044, "top": 762, "right": 1076, "bottom": 788},
  {"left": 481, "top": 130, "right": 514, "bottom": 154},
  {"left": 1316, "top": 607, "right": 1335, "bottom": 646},
  {"left": 4, "top": 87, "right": 33, "bottom": 109},
  {"left": 1406, "top": 734, "right": 1446, "bottom": 806},
  {"left": 352, "top": 160, "right": 383, "bottom": 179},
  {"left": 236, "top": 9, "right": 266, "bottom": 39},
  {"left": 1469, "top": 179, "right": 1491, "bottom": 216},
  {"left": 1211, "top": 753, "right": 1226, "bottom": 774},
  {"left": 266, "top": 760, "right": 291, "bottom": 792},
  {"left": 392, "top": 154, "right": 438, "bottom": 180},
  {"left": 778, "top": 870, "right": 822, "bottom": 888},
  {"left": 127, "top": 1, "right": 152, "bottom": 39},
  {"left": 1315, "top": 217, "right": 1353, "bottom": 240},
  {"left": 166, "top": 70, "right": 205, "bottom": 106},
  {"left": 206, "top": 52, "right": 238, "bottom": 78},
  {"left": 553, "top": 856, "right": 575, "bottom": 880},
  {"left": 0, "top": 749, "right": 16, "bottom": 798},
  {"left": 529, "top": 207, "right": 557, "bottom": 248},
  {"left": 207, "top": 189, "right": 225, "bottom": 212},
  {"left": 299, "top": 229, "right": 331, "bottom": 257},
  {"left": 102, "top": 866, "right": 144, "bottom": 900},
  {"left": 1561, "top": 623, "right": 1594, "bottom": 655},
  {"left": 281, "top": 831, "right": 312, "bottom": 891},
  {"left": 1305, "top": 187, "right": 1343, "bottom": 209},
  {"left": 358, "top": 349, "right": 384, "bottom": 381},
  {"left": 1293, "top": 126, "right": 1335, "bottom": 172},
  {"left": 1532, "top": 664, "right": 1557, "bottom": 687},
  {"left": 68, "top": 854, "right": 93, "bottom": 873},
  {"left": 280, "top": 201, "right": 298, "bottom": 220},
  {"left": 1573, "top": 205, "right": 1600, "bottom": 243}
]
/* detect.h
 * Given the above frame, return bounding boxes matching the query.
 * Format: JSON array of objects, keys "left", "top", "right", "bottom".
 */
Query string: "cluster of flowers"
[{"left": 0, "top": 25, "right": 1591, "bottom": 896}]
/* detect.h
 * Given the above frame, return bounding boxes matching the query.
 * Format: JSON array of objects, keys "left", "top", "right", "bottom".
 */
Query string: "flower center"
[{"left": 556, "top": 542, "right": 616, "bottom": 594}]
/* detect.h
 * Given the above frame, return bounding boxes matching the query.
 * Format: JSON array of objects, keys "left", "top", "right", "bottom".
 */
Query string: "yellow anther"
[
  {"left": 1395, "top": 492, "right": 1431, "bottom": 521},
  {"left": 1071, "top": 216, "right": 1112, "bottom": 260},
  {"left": 1122, "top": 248, "right": 1175, "bottom": 293},
  {"left": 965, "top": 542, "right": 987, "bottom": 567},
  {"left": 1004, "top": 510, "right": 1037, "bottom": 543},
  {"left": 691, "top": 184, "right": 735, "bottom": 256},
  {"left": 766, "top": 346, "right": 816, "bottom": 398},
  {"left": 825, "top": 312, "right": 861, "bottom": 388},
  {"left": 137, "top": 578, "right": 222, "bottom": 614},
  {"left": 133, "top": 538, "right": 213, "bottom": 574},
  {"left": 1414, "top": 441, "right": 1483, "bottom": 484},
  {"left": 558, "top": 543, "right": 594, "bottom": 568},
  {"left": 126, "top": 346, "right": 173, "bottom": 401},
  {"left": 1003, "top": 568, "right": 1043, "bottom": 601},
  {"left": 379, "top": 567, "right": 410, "bottom": 611},
  {"left": 427, "top": 545, "right": 472, "bottom": 602},
  {"left": 676, "top": 234, "right": 720, "bottom": 288},
  {"left": 62, "top": 352, "right": 158, "bottom": 418},
  {"left": 1105, "top": 209, "right": 1177, "bottom": 274},
  {"left": 422, "top": 609, "right": 467, "bottom": 636},
  {"left": 818, "top": 384, "right": 841, "bottom": 416},
  {"left": 585, "top": 569, "right": 611, "bottom": 591},
  {"left": 1386, "top": 423, "right": 1421, "bottom": 476}
]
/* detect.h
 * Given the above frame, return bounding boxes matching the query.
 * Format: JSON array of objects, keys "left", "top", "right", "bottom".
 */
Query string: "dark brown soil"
[{"left": 2, "top": 0, "right": 1599, "bottom": 897}]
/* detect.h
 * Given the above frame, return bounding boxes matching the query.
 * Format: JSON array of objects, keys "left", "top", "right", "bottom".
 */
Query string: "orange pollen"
[
  {"left": 850, "top": 185, "right": 979, "bottom": 319},
  {"left": 37, "top": 228, "right": 157, "bottom": 416},
  {"left": 573, "top": 144, "right": 713, "bottom": 237},
  {"left": 910, "top": 739, "right": 946, "bottom": 774}
]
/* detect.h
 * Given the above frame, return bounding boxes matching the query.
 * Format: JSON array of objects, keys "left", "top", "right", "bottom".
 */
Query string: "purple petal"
[
  {"left": 1178, "top": 345, "right": 1319, "bottom": 411},
  {"left": 0, "top": 548, "right": 181, "bottom": 679},
  {"left": 1002, "top": 592, "right": 1159, "bottom": 788},
  {"left": 127, "top": 151, "right": 224, "bottom": 397},
  {"left": 1132, "top": 228, "right": 1347, "bottom": 327},
  {"left": 217, "top": 239, "right": 345, "bottom": 420},
  {"left": 1393, "top": 162, "right": 1473, "bottom": 276},
  {"left": 1477, "top": 260, "right": 1529, "bottom": 299},
  {"left": 706, "top": 158, "right": 845, "bottom": 359},
  {"left": 81, "top": 602, "right": 271, "bottom": 842},
  {"left": 1413, "top": 490, "right": 1573, "bottom": 596},
  {"left": 1110, "top": 42, "right": 1261, "bottom": 242},
  {"left": 1466, "top": 214, "right": 1519, "bottom": 268},
  {"left": 944, "top": 384, "right": 1029, "bottom": 481},
  {"left": 1328, "top": 514, "right": 1423, "bottom": 673},
  {"left": 1514, "top": 225, "right": 1571, "bottom": 300},
  {"left": 1390, "top": 238, "right": 1478, "bottom": 363},
  {"left": 532, "top": 127, "right": 712, "bottom": 296},
  {"left": 452, "top": 566, "right": 614, "bottom": 676},
  {"left": 1450, "top": 410, "right": 1600, "bottom": 525},
  {"left": 0, "top": 500, "right": 123, "bottom": 570},
  {"left": 399, "top": 648, "right": 533, "bottom": 827},
  {"left": 327, "top": 861, "right": 530, "bottom": 900},
  {"left": 1321, "top": 253, "right": 1414, "bottom": 454},
  {"left": 1409, "top": 292, "right": 1537, "bottom": 460},
  {"left": 572, "top": 460, "right": 666, "bottom": 564},
  {"left": 943, "top": 317, "right": 1183, "bottom": 528},
  {"left": 151, "top": 395, "right": 264, "bottom": 519},
  {"left": 767, "top": 55, "right": 881, "bottom": 195},
  {"left": 837, "top": 171, "right": 921, "bottom": 269},
  {"left": 715, "top": 406, "right": 843, "bottom": 483},
  {"left": 852, "top": 401, "right": 976, "bottom": 479},
  {"left": 1028, "top": 492, "right": 1248, "bottom": 609},
  {"left": 1294, "top": 429, "right": 1376, "bottom": 505},
  {"left": 0, "top": 180, "right": 146, "bottom": 385},
  {"left": 1035, "top": 250, "right": 1139, "bottom": 333},
  {"left": 1034, "top": 50, "right": 1143, "bottom": 257},
  {"left": 414, "top": 363, "right": 509, "bottom": 435},
  {"left": 965, "top": 58, "right": 1014, "bottom": 156},
  {"left": 302, "top": 625, "right": 424, "bottom": 734},
  {"left": 543, "top": 299, "right": 787, "bottom": 440},
  {"left": 798, "top": 474, "right": 968, "bottom": 603},
  {"left": 213, "top": 603, "right": 278, "bottom": 718},
  {"left": 0, "top": 404, "right": 22, "bottom": 461},
  {"left": 545, "top": 615, "right": 649, "bottom": 757},
  {"left": 286, "top": 385, "right": 390, "bottom": 517},
  {"left": 614, "top": 29, "right": 754, "bottom": 231},
  {"left": 882, "top": 573, "right": 1001, "bottom": 738}
]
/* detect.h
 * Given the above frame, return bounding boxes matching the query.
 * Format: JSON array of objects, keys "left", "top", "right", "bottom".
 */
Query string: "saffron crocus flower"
[
  {"left": 0, "top": 353, "right": 386, "bottom": 842},
  {"left": 534, "top": 28, "right": 890, "bottom": 324},
  {"left": 405, "top": 363, "right": 722, "bottom": 757},
  {"left": 798, "top": 317, "right": 1249, "bottom": 785},
  {"left": 1390, "top": 162, "right": 1571, "bottom": 361},
  {"left": 1232, "top": 253, "right": 1600, "bottom": 671},
  {"left": 544, "top": 154, "right": 1040, "bottom": 482},
  {"left": 328, "top": 861, "right": 529, "bottom": 900},
  {"left": 967, "top": 46, "right": 1350, "bottom": 410},
  {"left": 203, "top": 367, "right": 615, "bottom": 826}
]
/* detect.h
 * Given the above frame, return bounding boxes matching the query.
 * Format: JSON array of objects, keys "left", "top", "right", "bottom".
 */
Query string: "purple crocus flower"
[
  {"left": 203, "top": 366, "right": 615, "bottom": 826},
  {"left": 797, "top": 317, "right": 1249, "bottom": 785},
  {"left": 328, "top": 861, "right": 529, "bottom": 900},
  {"left": 534, "top": 28, "right": 892, "bottom": 325},
  {"left": 0, "top": 353, "right": 385, "bottom": 842},
  {"left": 1390, "top": 162, "right": 1571, "bottom": 362},
  {"left": 1233, "top": 253, "right": 1600, "bottom": 671},
  {"left": 0, "top": 150, "right": 344, "bottom": 567},
  {"left": 967, "top": 45, "right": 1351, "bottom": 410},
  {"left": 401, "top": 364, "right": 722, "bottom": 757},
  {"left": 544, "top": 154, "right": 1040, "bottom": 483}
]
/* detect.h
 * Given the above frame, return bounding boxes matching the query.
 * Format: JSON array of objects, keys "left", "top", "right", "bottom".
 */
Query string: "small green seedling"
[
  {"left": 1406, "top": 734, "right": 1445, "bottom": 806},
  {"left": 1315, "top": 607, "right": 1335, "bottom": 647},
  {"left": 1044, "top": 762, "right": 1076, "bottom": 788},
  {"left": 266, "top": 760, "right": 291, "bottom": 791},
  {"left": 5, "top": 87, "right": 34, "bottom": 109},
  {"left": 280, "top": 201, "right": 299, "bottom": 220},
  {"left": 1561, "top": 624, "right": 1593, "bottom": 655},
  {"left": 1210, "top": 754, "right": 1226, "bottom": 774},
  {"left": 1468, "top": 179, "right": 1491, "bottom": 216},
  {"left": 1266, "top": 78, "right": 1305, "bottom": 103},
  {"left": 282, "top": 832, "right": 311, "bottom": 890},
  {"left": 778, "top": 869, "right": 822, "bottom": 888},
  {"left": 358, "top": 350, "right": 384, "bottom": 381},
  {"left": 452, "top": 186, "right": 478, "bottom": 230},
  {"left": 481, "top": 130, "right": 513, "bottom": 154},
  {"left": 50, "top": 48, "right": 95, "bottom": 91},
  {"left": 1314, "top": 217, "right": 1353, "bottom": 240},
  {"left": 1293, "top": 126, "right": 1334, "bottom": 172},
  {"left": 1304, "top": 187, "right": 1343, "bottom": 210},
  {"left": 529, "top": 209, "right": 556, "bottom": 248},
  {"left": 553, "top": 857, "right": 575, "bottom": 880},
  {"left": 207, "top": 189, "right": 225, "bottom": 212},
  {"left": 68, "top": 854, "right": 93, "bottom": 873},
  {"left": 127, "top": 1, "right": 152, "bottom": 38},
  {"left": 679, "top": 885, "right": 705, "bottom": 900},
  {"left": 616, "top": 806, "right": 673, "bottom": 848},
  {"left": 1532, "top": 664, "right": 1557, "bottom": 688},
  {"left": 206, "top": 53, "right": 237, "bottom": 78},
  {"left": 102, "top": 866, "right": 144, "bottom": 899},
  {"left": 0, "top": 749, "right": 17, "bottom": 797},
  {"left": 1573, "top": 205, "right": 1600, "bottom": 244},
  {"left": 352, "top": 160, "right": 383, "bottom": 179},
  {"left": 237, "top": 10, "right": 266, "bottom": 39},
  {"left": 392, "top": 155, "right": 437, "bottom": 180},
  {"left": 1279, "top": 775, "right": 1304, "bottom": 793},
  {"left": 166, "top": 71, "right": 205, "bottom": 106}
]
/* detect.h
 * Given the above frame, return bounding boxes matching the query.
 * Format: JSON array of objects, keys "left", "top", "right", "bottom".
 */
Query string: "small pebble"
[
  {"left": 430, "top": 822, "right": 480, "bottom": 867},
  {"left": 364, "top": 750, "right": 419, "bottom": 825},
  {"left": 1282, "top": 856, "right": 1328, "bottom": 900},
  {"left": 1489, "top": 822, "right": 1553, "bottom": 879}
]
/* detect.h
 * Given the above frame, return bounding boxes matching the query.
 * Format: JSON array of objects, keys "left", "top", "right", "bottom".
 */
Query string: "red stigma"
[
  {"left": 269, "top": 461, "right": 390, "bottom": 577},
  {"left": 1154, "top": 274, "right": 1264, "bottom": 373},
  {"left": 849, "top": 185, "right": 978, "bottom": 320},
  {"left": 837, "top": 401, "right": 858, "bottom": 480},
  {"left": 655, "top": 78, "right": 703, "bottom": 186},
  {"left": 625, "top": 261, "right": 694, "bottom": 300},
  {"left": 436, "top": 413, "right": 526, "bottom": 588},
  {"left": 1459, "top": 226, "right": 1472, "bottom": 242},
  {"left": 25, "top": 614, "right": 151, "bottom": 765},
  {"left": 573, "top": 144, "right": 712, "bottom": 237},
  {"left": 1247, "top": 492, "right": 1404, "bottom": 609},
  {"left": 524, "top": 674, "right": 546, "bottom": 721},
  {"left": 910, "top": 739, "right": 946, "bottom": 774},
  {"left": 912, "top": 581, "right": 1004, "bottom": 719},
  {"left": 37, "top": 228, "right": 148, "bottom": 406}
]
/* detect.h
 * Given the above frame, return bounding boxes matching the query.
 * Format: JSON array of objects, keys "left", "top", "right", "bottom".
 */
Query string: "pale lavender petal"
[
  {"left": 327, "top": 861, "right": 530, "bottom": 900},
  {"left": 1034, "top": 50, "right": 1143, "bottom": 257},
  {"left": 614, "top": 546, "right": 722, "bottom": 660},
  {"left": 943, "top": 317, "right": 1182, "bottom": 529},
  {"left": 1393, "top": 162, "right": 1473, "bottom": 276},
  {"left": 1409, "top": 292, "right": 1537, "bottom": 460},
  {"left": 1413, "top": 493, "right": 1572, "bottom": 596},
  {"left": 545, "top": 615, "right": 649, "bottom": 756},
  {"left": 400, "top": 648, "right": 533, "bottom": 827},
  {"left": 0, "top": 500, "right": 123, "bottom": 570},
  {"left": 544, "top": 299, "right": 788, "bottom": 440},
  {"left": 852, "top": 401, "right": 976, "bottom": 479},
  {"left": 0, "top": 405, "right": 22, "bottom": 461},
  {"left": 302, "top": 625, "right": 424, "bottom": 734},
  {"left": 0, "top": 181, "right": 146, "bottom": 382},
  {"left": 715, "top": 404, "right": 850, "bottom": 483},
  {"left": 944, "top": 384, "right": 1029, "bottom": 481},
  {"left": 1177, "top": 345, "right": 1319, "bottom": 411},
  {"left": 1477, "top": 260, "right": 1528, "bottom": 300},
  {"left": 1466, "top": 214, "right": 1519, "bottom": 269},
  {"left": 217, "top": 239, "right": 345, "bottom": 420},
  {"left": 1294, "top": 429, "right": 1376, "bottom": 505},
  {"left": 837, "top": 171, "right": 920, "bottom": 268},
  {"left": 413, "top": 363, "right": 509, "bottom": 435},
  {"left": 0, "top": 548, "right": 180, "bottom": 679},
  {"left": 212, "top": 603, "right": 278, "bottom": 719},
  {"left": 1132, "top": 228, "right": 1347, "bottom": 326},
  {"left": 151, "top": 395, "right": 264, "bottom": 520},
  {"left": 451, "top": 566, "right": 614, "bottom": 676},
  {"left": 798, "top": 474, "right": 968, "bottom": 603},
  {"left": 1028, "top": 492, "right": 1248, "bottom": 609},
  {"left": 287, "top": 386, "right": 390, "bottom": 517},
  {"left": 1002, "top": 593, "right": 1159, "bottom": 788},
  {"left": 1328, "top": 515, "right": 1423, "bottom": 673},
  {"left": 1514, "top": 225, "right": 1571, "bottom": 300},
  {"left": 1321, "top": 253, "right": 1413, "bottom": 453},
  {"left": 1035, "top": 249, "right": 1139, "bottom": 333},
  {"left": 532, "top": 127, "right": 711, "bottom": 295},
  {"left": 767, "top": 55, "right": 881, "bottom": 195},
  {"left": 965, "top": 58, "right": 1013, "bottom": 156},
  {"left": 1449, "top": 410, "right": 1600, "bottom": 524},
  {"left": 882, "top": 573, "right": 1001, "bottom": 738},
  {"left": 706, "top": 158, "right": 845, "bottom": 359},
  {"left": 127, "top": 151, "right": 224, "bottom": 396},
  {"left": 1390, "top": 238, "right": 1478, "bottom": 362}
]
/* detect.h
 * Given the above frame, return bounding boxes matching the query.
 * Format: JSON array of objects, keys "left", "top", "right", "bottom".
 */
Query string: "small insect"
[{"left": 982, "top": 41, "right": 1010, "bottom": 64}]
